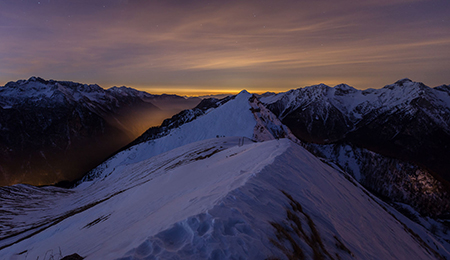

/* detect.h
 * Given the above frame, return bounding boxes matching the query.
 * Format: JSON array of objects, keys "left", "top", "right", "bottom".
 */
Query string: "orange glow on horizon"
[
  {"left": 136, "top": 87, "right": 240, "bottom": 97},
  {"left": 1, "top": 1, "right": 449, "bottom": 91},
  {"left": 129, "top": 77, "right": 373, "bottom": 96},
  {"left": 129, "top": 86, "right": 275, "bottom": 97}
]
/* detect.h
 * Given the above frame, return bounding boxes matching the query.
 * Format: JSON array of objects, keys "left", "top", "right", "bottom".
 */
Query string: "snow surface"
[
  {"left": 0, "top": 138, "right": 287, "bottom": 259},
  {"left": 1, "top": 138, "right": 448, "bottom": 260}
]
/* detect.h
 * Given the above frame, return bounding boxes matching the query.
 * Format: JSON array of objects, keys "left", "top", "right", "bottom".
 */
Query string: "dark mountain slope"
[{"left": 0, "top": 77, "right": 200, "bottom": 186}]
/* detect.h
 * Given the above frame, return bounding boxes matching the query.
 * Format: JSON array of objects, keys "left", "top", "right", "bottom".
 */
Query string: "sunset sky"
[{"left": 1, "top": 0, "right": 449, "bottom": 95}]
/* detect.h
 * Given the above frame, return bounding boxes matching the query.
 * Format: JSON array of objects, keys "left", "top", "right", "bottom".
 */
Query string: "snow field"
[
  {"left": 119, "top": 139, "right": 449, "bottom": 259},
  {"left": 0, "top": 138, "right": 289, "bottom": 259}
]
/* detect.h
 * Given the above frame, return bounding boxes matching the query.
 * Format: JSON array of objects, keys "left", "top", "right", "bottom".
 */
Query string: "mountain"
[
  {"left": 263, "top": 78, "right": 450, "bottom": 145},
  {"left": 306, "top": 142, "right": 450, "bottom": 218},
  {"left": 261, "top": 79, "right": 450, "bottom": 218},
  {"left": 82, "top": 91, "right": 295, "bottom": 182},
  {"left": 1, "top": 91, "right": 449, "bottom": 259},
  {"left": 0, "top": 77, "right": 200, "bottom": 186}
]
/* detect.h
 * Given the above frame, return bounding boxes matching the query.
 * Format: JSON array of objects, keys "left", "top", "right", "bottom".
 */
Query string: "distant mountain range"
[
  {"left": 1, "top": 88, "right": 449, "bottom": 259},
  {"left": 261, "top": 78, "right": 450, "bottom": 217},
  {"left": 263, "top": 78, "right": 450, "bottom": 179},
  {"left": 0, "top": 77, "right": 200, "bottom": 186}
]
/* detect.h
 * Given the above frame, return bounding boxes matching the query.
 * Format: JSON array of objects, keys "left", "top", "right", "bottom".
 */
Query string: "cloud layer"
[{"left": 1, "top": 0, "right": 449, "bottom": 93}]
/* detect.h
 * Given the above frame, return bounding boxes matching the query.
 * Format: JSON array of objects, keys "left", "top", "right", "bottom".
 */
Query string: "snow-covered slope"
[
  {"left": 1, "top": 138, "right": 449, "bottom": 259},
  {"left": 1, "top": 91, "right": 449, "bottom": 259}
]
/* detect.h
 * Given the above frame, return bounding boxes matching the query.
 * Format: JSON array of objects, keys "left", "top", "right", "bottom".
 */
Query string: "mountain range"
[
  {"left": 0, "top": 78, "right": 449, "bottom": 259},
  {"left": 262, "top": 78, "right": 450, "bottom": 218},
  {"left": 263, "top": 78, "right": 450, "bottom": 181},
  {"left": 0, "top": 77, "right": 200, "bottom": 186}
]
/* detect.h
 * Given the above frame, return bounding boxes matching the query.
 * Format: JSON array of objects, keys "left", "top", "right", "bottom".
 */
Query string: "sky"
[{"left": 0, "top": 0, "right": 449, "bottom": 95}]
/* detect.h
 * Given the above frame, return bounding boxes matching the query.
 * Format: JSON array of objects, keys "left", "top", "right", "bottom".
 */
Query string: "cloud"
[{"left": 1, "top": 0, "right": 449, "bottom": 91}]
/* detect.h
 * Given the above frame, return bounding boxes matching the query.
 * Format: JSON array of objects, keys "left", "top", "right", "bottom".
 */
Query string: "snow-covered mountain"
[
  {"left": 82, "top": 91, "right": 295, "bottom": 182},
  {"left": 262, "top": 78, "right": 450, "bottom": 143},
  {"left": 0, "top": 77, "right": 200, "bottom": 186},
  {"left": 1, "top": 91, "right": 449, "bottom": 260},
  {"left": 262, "top": 79, "right": 450, "bottom": 218}
]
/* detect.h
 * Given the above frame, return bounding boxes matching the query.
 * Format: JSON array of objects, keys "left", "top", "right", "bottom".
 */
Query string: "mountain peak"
[
  {"left": 395, "top": 78, "right": 413, "bottom": 85},
  {"left": 333, "top": 83, "right": 357, "bottom": 95},
  {"left": 82, "top": 92, "right": 295, "bottom": 182},
  {"left": 383, "top": 78, "right": 429, "bottom": 92},
  {"left": 108, "top": 85, "right": 150, "bottom": 98},
  {"left": 307, "top": 83, "right": 330, "bottom": 89},
  {"left": 27, "top": 76, "right": 48, "bottom": 84},
  {"left": 334, "top": 83, "right": 353, "bottom": 90}
]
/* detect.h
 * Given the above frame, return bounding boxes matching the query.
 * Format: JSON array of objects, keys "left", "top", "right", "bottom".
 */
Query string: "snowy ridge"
[
  {"left": 261, "top": 78, "right": 450, "bottom": 130},
  {"left": 82, "top": 90, "right": 293, "bottom": 182},
  {"left": 0, "top": 77, "right": 199, "bottom": 112},
  {"left": 1, "top": 77, "right": 107, "bottom": 107},
  {"left": 0, "top": 77, "right": 159, "bottom": 109},
  {"left": 0, "top": 138, "right": 289, "bottom": 259},
  {"left": 125, "top": 95, "right": 235, "bottom": 147},
  {"left": 1, "top": 138, "right": 448, "bottom": 259},
  {"left": 116, "top": 139, "right": 450, "bottom": 260}
]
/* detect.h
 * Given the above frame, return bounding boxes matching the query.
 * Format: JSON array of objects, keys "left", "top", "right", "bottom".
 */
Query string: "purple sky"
[{"left": 1, "top": 0, "right": 449, "bottom": 95}]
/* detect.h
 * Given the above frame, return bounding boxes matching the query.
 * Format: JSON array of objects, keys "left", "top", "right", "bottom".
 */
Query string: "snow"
[
  {"left": 433, "top": 85, "right": 450, "bottom": 109},
  {"left": 0, "top": 77, "right": 157, "bottom": 109},
  {"left": 0, "top": 138, "right": 289, "bottom": 259},
  {"left": 1, "top": 137, "right": 448, "bottom": 259},
  {"left": 0, "top": 78, "right": 110, "bottom": 108},
  {"left": 259, "top": 91, "right": 285, "bottom": 104},
  {"left": 311, "top": 143, "right": 364, "bottom": 181},
  {"left": 261, "top": 80, "right": 450, "bottom": 129},
  {"left": 83, "top": 91, "right": 258, "bottom": 181}
]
